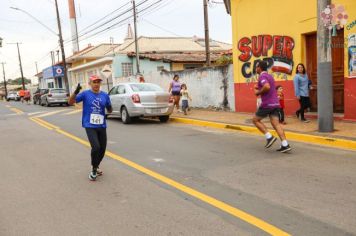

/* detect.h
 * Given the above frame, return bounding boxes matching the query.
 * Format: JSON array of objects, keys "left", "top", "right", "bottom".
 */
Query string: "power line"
[{"left": 142, "top": 18, "right": 181, "bottom": 37}]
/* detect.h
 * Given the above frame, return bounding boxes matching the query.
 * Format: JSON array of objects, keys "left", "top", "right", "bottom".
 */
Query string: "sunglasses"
[{"left": 92, "top": 80, "right": 102, "bottom": 84}]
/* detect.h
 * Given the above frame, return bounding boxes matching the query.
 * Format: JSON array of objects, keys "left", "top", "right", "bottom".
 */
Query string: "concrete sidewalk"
[{"left": 172, "top": 108, "right": 356, "bottom": 140}]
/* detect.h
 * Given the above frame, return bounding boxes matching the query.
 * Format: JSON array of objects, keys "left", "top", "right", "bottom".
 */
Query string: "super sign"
[{"left": 238, "top": 35, "right": 295, "bottom": 79}]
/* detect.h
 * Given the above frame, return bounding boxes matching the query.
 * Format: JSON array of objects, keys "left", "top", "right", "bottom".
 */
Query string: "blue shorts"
[{"left": 182, "top": 100, "right": 189, "bottom": 109}]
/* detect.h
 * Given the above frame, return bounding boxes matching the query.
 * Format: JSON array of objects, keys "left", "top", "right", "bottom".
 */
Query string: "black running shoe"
[
  {"left": 265, "top": 136, "right": 277, "bottom": 148},
  {"left": 89, "top": 171, "right": 97, "bottom": 181},
  {"left": 277, "top": 145, "right": 292, "bottom": 153}
]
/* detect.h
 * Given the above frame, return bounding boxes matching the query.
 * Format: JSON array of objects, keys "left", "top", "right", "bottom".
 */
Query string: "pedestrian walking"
[
  {"left": 68, "top": 75, "right": 113, "bottom": 181},
  {"left": 276, "top": 85, "right": 286, "bottom": 124},
  {"left": 293, "top": 63, "right": 311, "bottom": 123},
  {"left": 252, "top": 61, "right": 291, "bottom": 153},
  {"left": 168, "top": 74, "right": 182, "bottom": 112},
  {"left": 180, "top": 83, "right": 192, "bottom": 115},
  {"left": 24, "top": 90, "right": 31, "bottom": 105},
  {"left": 19, "top": 89, "right": 25, "bottom": 103}
]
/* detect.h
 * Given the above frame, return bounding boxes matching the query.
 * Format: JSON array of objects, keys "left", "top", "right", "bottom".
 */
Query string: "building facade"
[{"left": 225, "top": 0, "right": 356, "bottom": 120}]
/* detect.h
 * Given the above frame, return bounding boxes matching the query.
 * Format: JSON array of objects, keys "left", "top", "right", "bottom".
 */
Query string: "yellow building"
[{"left": 224, "top": 0, "right": 356, "bottom": 120}]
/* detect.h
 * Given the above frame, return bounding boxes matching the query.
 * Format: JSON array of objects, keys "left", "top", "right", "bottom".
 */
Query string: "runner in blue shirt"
[{"left": 68, "top": 75, "right": 112, "bottom": 181}]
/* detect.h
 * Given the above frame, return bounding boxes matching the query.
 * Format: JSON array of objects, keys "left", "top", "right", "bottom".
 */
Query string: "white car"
[
  {"left": 108, "top": 83, "right": 174, "bottom": 124},
  {"left": 6, "top": 91, "right": 20, "bottom": 101}
]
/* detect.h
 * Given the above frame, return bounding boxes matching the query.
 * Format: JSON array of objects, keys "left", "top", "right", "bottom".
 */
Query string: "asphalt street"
[{"left": 1, "top": 101, "right": 356, "bottom": 236}]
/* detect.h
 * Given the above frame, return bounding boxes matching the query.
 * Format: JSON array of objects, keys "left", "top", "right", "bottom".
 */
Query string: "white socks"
[
  {"left": 282, "top": 140, "right": 288, "bottom": 147},
  {"left": 265, "top": 132, "right": 272, "bottom": 139}
]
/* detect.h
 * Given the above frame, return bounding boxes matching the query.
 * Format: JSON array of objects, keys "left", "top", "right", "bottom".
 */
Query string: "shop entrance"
[{"left": 305, "top": 29, "right": 345, "bottom": 113}]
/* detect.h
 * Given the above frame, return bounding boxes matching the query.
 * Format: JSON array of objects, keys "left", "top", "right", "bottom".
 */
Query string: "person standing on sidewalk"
[
  {"left": 180, "top": 83, "right": 192, "bottom": 115},
  {"left": 68, "top": 75, "right": 113, "bottom": 181},
  {"left": 252, "top": 61, "right": 291, "bottom": 153},
  {"left": 293, "top": 63, "right": 311, "bottom": 123},
  {"left": 168, "top": 74, "right": 182, "bottom": 112},
  {"left": 276, "top": 85, "right": 286, "bottom": 124}
]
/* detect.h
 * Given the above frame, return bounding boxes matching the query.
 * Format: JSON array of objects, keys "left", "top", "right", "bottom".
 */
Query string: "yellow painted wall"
[
  {"left": 71, "top": 59, "right": 96, "bottom": 68},
  {"left": 230, "top": 0, "right": 356, "bottom": 83}
]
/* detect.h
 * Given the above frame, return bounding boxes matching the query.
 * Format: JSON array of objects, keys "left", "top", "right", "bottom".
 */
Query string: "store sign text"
[{"left": 238, "top": 35, "right": 295, "bottom": 79}]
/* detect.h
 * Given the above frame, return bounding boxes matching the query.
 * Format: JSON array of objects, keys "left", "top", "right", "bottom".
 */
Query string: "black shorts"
[
  {"left": 255, "top": 108, "right": 280, "bottom": 118},
  {"left": 172, "top": 91, "right": 180, "bottom": 96}
]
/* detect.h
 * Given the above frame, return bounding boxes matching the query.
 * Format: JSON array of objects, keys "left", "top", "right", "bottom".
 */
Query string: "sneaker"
[
  {"left": 97, "top": 168, "right": 103, "bottom": 176},
  {"left": 301, "top": 119, "right": 310, "bottom": 123},
  {"left": 265, "top": 136, "right": 277, "bottom": 148},
  {"left": 89, "top": 171, "right": 97, "bottom": 181},
  {"left": 277, "top": 145, "right": 292, "bottom": 153}
]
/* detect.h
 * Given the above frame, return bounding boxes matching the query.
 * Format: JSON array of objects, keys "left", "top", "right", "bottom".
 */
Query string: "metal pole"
[
  {"left": 54, "top": 0, "right": 69, "bottom": 92},
  {"left": 35, "top": 61, "right": 39, "bottom": 74},
  {"left": 317, "top": 0, "right": 334, "bottom": 132},
  {"left": 132, "top": 0, "right": 140, "bottom": 74},
  {"left": 16, "top": 43, "right": 25, "bottom": 90},
  {"left": 203, "top": 0, "right": 211, "bottom": 66},
  {"left": 1, "top": 62, "right": 8, "bottom": 99},
  {"left": 7, "top": 42, "right": 25, "bottom": 90}
]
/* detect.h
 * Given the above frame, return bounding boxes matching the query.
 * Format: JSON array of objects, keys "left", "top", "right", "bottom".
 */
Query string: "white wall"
[{"left": 114, "top": 65, "right": 235, "bottom": 111}]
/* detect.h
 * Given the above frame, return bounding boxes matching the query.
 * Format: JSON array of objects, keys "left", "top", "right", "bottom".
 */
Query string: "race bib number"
[{"left": 90, "top": 114, "right": 104, "bottom": 125}]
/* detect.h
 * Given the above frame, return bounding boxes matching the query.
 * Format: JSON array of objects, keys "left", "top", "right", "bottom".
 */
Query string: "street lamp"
[
  {"left": 10, "top": 7, "right": 58, "bottom": 36},
  {"left": 10, "top": 5, "right": 69, "bottom": 92}
]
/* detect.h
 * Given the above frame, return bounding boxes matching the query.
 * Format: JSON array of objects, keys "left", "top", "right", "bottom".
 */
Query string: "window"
[
  {"left": 50, "top": 89, "right": 66, "bottom": 94},
  {"left": 109, "top": 86, "right": 118, "bottom": 95},
  {"left": 130, "top": 83, "right": 163, "bottom": 92},
  {"left": 122, "top": 63, "right": 133, "bottom": 77},
  {"left": 118, "top": 85, "right": 126, "bottom": 94},
  {"left": 48, "top": 82, "right": 54, "bottom": 88}
]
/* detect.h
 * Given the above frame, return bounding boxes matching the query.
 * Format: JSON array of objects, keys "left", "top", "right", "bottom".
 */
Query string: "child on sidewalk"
[
  {"left": 276, "top": 85, "right": 286, "bottom": 124},
  {"left": 180, "top": 83, "right": 192, "bottom": 115}
]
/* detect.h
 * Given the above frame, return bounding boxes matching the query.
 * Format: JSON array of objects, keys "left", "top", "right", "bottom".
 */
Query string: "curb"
[{"left": 170, "top": 117, "right": 356, "bottom": 151}]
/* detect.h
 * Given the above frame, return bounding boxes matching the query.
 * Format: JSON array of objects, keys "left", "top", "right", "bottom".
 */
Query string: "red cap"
[{"left": 89, "top": 75, "right": 102, "bottom": 81}]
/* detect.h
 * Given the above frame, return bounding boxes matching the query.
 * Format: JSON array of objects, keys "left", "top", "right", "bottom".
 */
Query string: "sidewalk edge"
[{"left": 170, "top": 117, "right": 356, "bottom": 151}]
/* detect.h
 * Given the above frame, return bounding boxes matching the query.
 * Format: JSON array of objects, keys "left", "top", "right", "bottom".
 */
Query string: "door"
[{"left": 305, "top": 30, "right": 345, "bottom": 112}]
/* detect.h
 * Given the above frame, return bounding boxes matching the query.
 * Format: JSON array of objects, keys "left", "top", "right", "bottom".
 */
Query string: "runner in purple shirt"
[{"left": 252, "top": 61, "right": 291, "bottom": 153}]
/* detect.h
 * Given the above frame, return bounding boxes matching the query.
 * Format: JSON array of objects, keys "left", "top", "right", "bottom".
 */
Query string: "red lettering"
[
  {"left": 283, "top": 36, "right": 294, "bottom": 60},
  {"left": 273, "top": 36, "right": 283, "bottom": 57},
  {"left": 262, "top": 35, "right": 273, "bottom": 56},
  {"left": 251, "top": 36, "right": 263, "bottom": 57},
  {"left": 238, "top": 37, "right": 252, "bottom": 62}
]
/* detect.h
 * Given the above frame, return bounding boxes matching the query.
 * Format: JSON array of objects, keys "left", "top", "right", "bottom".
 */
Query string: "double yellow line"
[{"left": 29, "top": 116, "right": 290, "bottom": 236}]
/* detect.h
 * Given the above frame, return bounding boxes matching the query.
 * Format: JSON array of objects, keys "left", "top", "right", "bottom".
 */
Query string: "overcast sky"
[{"left": 0, "top": 0, "right": 232, "bottom": 82}]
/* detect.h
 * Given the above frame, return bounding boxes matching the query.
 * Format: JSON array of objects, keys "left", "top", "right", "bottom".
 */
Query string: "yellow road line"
[
  {"left": 32, "top": 117, "right": 60, "bottom": 129},
  {"left": 10, "top": 107, "right": 24, "bottom": 114},
  {"left": 35, "top": 109, "right": 68, "bottom": 118},
  {"left": 171, "top": 117, "right": 356, "bottom": 151},
  {"left": 63, "top": 109, "right": 82, "bottom": 115},
  {"left": 29, "top": 117, "right": 53, "bottom": 130},
  {"left": 29, "top": 116, "right": 290, "bottom": 236}
]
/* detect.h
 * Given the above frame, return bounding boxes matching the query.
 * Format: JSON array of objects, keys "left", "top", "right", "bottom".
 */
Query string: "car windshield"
[
  {"left": 130, "top": 84, "right": 163, "bottom": 92},
  {"left": 51, "top": 89, "right": 66, "bottom": 93}
]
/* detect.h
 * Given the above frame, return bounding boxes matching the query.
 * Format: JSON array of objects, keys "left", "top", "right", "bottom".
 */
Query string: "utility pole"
[
  {"left": 8, "top": 42, "right": 25, "bottom": 90},
  {"left": 203, "top": 0, "right": 211, "bottom": 66},
  {"left": 132, "top": 0, "right": 140, "bottom": 74},
  {"left": 54, "top": 0, "right": 69, "bottom": 91},
  {"left": 317, "top": 0, "right": 333, "bottom": 132},
  {"left": 1, "top": 62, "right": 8, "bottom": 99},
  {"left": 35, "top": 61, "right": 39, "bottom": 74}
]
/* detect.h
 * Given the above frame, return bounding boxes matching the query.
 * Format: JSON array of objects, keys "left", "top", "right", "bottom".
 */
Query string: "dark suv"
[{"left": 33, "top": 88, "right": 48, "bottom": 105}]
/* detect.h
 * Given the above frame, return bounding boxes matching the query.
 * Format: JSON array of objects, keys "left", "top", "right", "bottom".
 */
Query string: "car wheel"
[
  {"left": 159, "top": 115, "right": 170, "bottom": 123},
  {"left": 121, "top": 106, "right": 131, "bottom": 124}
]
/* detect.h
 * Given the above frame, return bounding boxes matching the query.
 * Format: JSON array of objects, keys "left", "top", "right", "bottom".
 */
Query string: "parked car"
[
  {"left": 108, "top": 83, "right": 174, "bottom": 124},
  {"left": 33, "top": 88, "right": 48, "bottom": 105},
  {"left": 6, "top": 91, "right": 20, "bottom": 101},
  {"left": 40, "top": 88, "right": 69, "bottom": 107}
]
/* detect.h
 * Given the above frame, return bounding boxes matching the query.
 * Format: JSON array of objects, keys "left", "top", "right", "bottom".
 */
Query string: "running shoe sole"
[{"left": 265, "top": 136, "right": 277, "bottom": 148}]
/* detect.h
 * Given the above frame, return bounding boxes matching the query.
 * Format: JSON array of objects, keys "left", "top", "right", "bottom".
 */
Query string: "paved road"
[{"left": 1, "top": 101, "right": 356, "bottom": 236}]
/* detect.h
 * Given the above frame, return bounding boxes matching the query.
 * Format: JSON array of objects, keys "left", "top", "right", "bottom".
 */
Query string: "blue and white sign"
[{"left": 42, "top": 65, "right": 64, "bottom": 79}]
